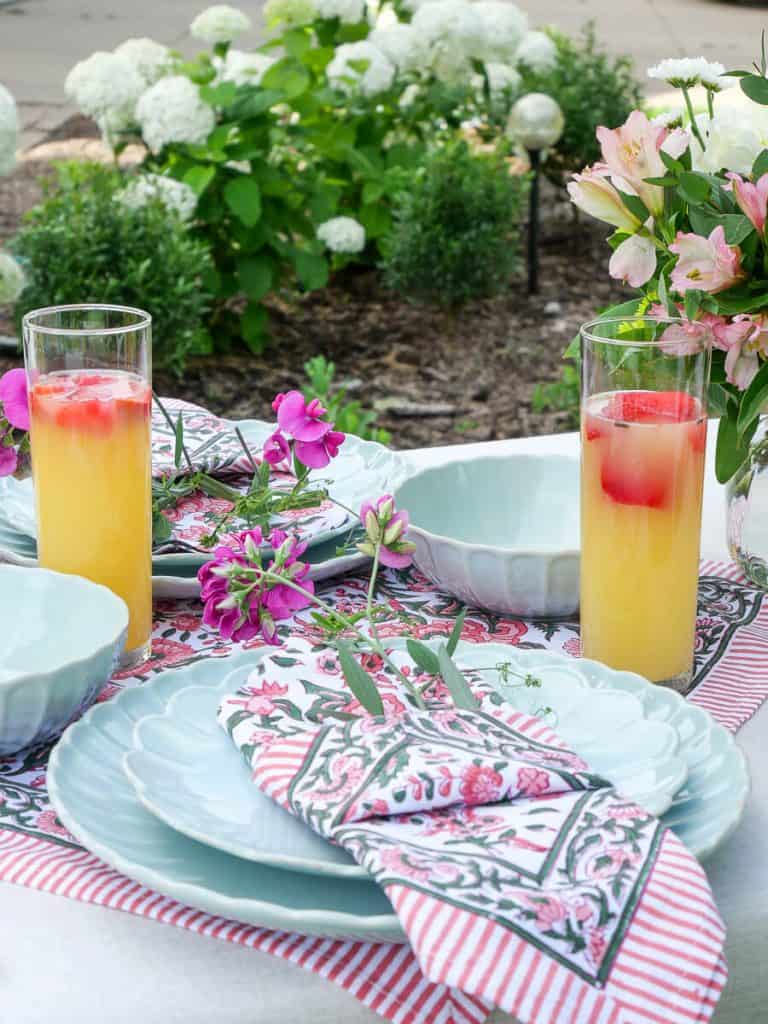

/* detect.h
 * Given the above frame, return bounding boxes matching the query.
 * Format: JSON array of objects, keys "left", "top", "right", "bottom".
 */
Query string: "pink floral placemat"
[{"left": 0, "top": 558, "right": 765, "bottom": 1024}]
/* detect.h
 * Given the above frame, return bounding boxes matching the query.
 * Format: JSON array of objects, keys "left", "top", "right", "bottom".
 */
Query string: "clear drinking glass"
[
  {"left": 580, "top": 316, "right": 711, "bottom": 691},
  {"left": 22, "top": 305, "right": 153, "bottom": 668}
]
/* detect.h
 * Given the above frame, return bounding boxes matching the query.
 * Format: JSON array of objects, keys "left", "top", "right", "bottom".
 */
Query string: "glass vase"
[{"left": 726, "top": 419, "right": 768, "bottom": 588}]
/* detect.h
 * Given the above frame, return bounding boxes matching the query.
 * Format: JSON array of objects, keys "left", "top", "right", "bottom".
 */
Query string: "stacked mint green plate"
[
  {"left": 0, "top": 418, "right": 402, "bottom": 595},
  {"left": 47, "top": 642, "right": 749, "bottom": 942}
]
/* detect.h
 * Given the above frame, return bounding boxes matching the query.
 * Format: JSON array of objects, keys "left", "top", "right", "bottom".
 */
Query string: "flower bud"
[
  {"left": 382, "top": 518, "right": 405, "bottom": 545},
  {"left": 364, "top": 508, "right": 381, "bottom": 543}
]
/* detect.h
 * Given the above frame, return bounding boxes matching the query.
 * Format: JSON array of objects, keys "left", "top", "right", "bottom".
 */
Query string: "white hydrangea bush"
[
  {"left": 190, "top": 5, "right": 252, "bottom": 44},
  {"left": 0, "top": 251, "right": 25, "bottom": 306},
  {"left": 115, "top": 173, "right": 199, "bottom": 220},
  {"left": 317, "top": 216, "right": 366, "bottom": 253},
  {"left": 327, "top": 41, "right": 396, "bottom": 96},
  {"left": 135, "top": 75, "right": 216, "bottom": 152}
]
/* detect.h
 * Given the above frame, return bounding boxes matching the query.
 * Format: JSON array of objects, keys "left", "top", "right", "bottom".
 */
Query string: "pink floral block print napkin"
[
  {"left": 150, "top": 398, "right": 350, "bottom": 553},
  {"left": 219, "top": 649, "right": 727, "bottom": 1024}
]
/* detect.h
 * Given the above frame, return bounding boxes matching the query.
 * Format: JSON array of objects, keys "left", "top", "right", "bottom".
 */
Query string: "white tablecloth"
[{"left": 2, "top": 431, "right": 766, "bottom": 1024}]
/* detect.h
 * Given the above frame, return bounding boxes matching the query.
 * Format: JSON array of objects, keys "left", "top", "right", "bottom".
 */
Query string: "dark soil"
[{"left": 0, "top": 118, "right": 629, "bottom": 448}]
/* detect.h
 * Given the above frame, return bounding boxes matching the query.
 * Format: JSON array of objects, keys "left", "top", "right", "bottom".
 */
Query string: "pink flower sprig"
[
  {"left": 0, "top": 368, "right": 30, "bottom": 478},
  {"left": 199, "top": 528, "right": 315, "bottom": 645},
  {"left": 357, "top": 494, "right": 417, "bottom": 569},
  {"left": 265, "top": 390, "right": 346, "bottom": 472}
]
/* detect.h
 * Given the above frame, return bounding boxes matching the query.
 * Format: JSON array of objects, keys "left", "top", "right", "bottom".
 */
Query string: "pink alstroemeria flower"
[
  {"left": 669, "top": 225, "right": 745, "bottom": 294},
  {"left": 727, "top": 172, "right": 768, "bottom": 234},
  {"left": 295, "top": 428, "right": 345, "bottom": 470},
  {"left": 0, "top": 368, "right": 30, "bottom": 432},
  {"left": 567, "top": 164, "right": 641, "bottom": 231},
  {"left": 596, "top": 110, "right": 688, "bottom": 217},
  {"left": 608, "top": 233, "right": 657, "bottom": 287},
  {"left": 263, "top": 430, "right": 290, "bottom": 466},
  {"left": 276, "top": 390, "right": 332, "bottom": 443}
]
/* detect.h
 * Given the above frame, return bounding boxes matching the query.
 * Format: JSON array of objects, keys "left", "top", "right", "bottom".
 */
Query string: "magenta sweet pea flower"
[
  {"left": 295, "top": 429, "right": 346, "bottom": 470},
  {"left": 197, "top": 527, "right": 314, "bottom": 645},
  {"left": 276, "top": 390, "right": 332, "bottom": 442},
  {"left": 358, "top": 494, "right": 417, "bottom": 569},
  {"left": 263, "top": 430, "right": 290, "bottom": 466},
  {"left": 0, "top": 441, "right": 18, "bottom": 477},
  {"left": 0, "top": 368, "right": 30, "bottom": 432}
]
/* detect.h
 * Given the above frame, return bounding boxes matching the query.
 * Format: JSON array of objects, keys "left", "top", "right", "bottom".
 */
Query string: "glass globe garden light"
[
  {"left": 507, "top": 92, "right": 564, "bottom": 151},
  {"left": 507, "top": 93, "right": 565, "bottom": 294}
]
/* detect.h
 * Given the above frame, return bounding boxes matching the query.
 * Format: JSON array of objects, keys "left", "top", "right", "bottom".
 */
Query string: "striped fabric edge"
[
  {"left": 0, "top": 829, "right": 488, "bottom": 1024},
  {"left": 693, "top": 559, "right": 768, "bottom": 732},
  {"left": 390, "top": 831, "right": 726, "bottom": 1024}
]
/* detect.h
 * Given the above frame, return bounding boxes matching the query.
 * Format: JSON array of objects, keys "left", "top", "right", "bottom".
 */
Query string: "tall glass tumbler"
[
  {"left": 580, "top": 317, "right": 711, "bottom": 691},
  {"left": 23, "top": 305, "right": 152, "bottom": 668}
]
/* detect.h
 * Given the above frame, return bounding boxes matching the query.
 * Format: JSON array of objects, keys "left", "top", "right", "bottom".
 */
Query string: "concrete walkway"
[{"left": 1, "top": 0, "right": 767, "bottom": 148}]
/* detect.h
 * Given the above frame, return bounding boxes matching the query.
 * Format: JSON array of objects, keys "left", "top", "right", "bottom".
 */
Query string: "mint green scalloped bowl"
[{"left": 0, "top": 565, "right": 128, "bottom": 754}]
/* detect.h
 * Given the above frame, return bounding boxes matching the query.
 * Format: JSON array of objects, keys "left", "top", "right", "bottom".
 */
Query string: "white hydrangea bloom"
[
  {"left": 473, "top": 2, "right": 528, "bottom": 63},
  {"left": 114, "top": 38, "right": 172, "bottom": 86},
  {"left": 369, "top": 23, "right": 424, "bottom": 72},
  {"left": 115, "top": 173, "right": 199, "bottom": 220},
  {"left": 412, "top": 1, "right": 486, "bottom": 83},
  {"left": 0, "top": 83, "right": 19, "bottom": 177},
  {"left": 647, "top": 57, "right": 726, "bottom": 89},
  {"left": 317, "top": 216, "right": 366, "bottom": 253},
  {"left": 65, "top": 52, "right": 145, "bottom": 120},
  {"left": 516, "top": 31, "right": 557, "bottom": 74},
  {"left": 327, "top": 41, "right": 395, "bottom": 96},
  {"left": 135, "top": 75, "right": 216, "bottom": 152},
  {"left": 264, "top": 0, "right": 317, "bottom": 27},
  {"left": 485, "top": 62, "right": 521, "bottom": 98},
  {"left": 316, "top": 0, "right": 365, "bottom": 22},
  {"left": 216, "top": 49, "right": 277, "bottom": 87},
  {"left": 0, "top": 251, "right": 25, "bottom": 306},
  {"left": 190, "top": 5, "right": 251, "bottom": 44}
]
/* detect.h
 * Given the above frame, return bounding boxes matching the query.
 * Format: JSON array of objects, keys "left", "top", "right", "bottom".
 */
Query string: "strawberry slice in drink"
[{"left": 592, "top": 391, "right": 701, "bottom": 509}]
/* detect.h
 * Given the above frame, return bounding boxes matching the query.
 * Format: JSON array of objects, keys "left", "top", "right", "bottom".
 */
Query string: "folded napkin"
[
  {"left": 219, "top": 650, "right": 727, "bottom": 1024},
  {"left": 151, "top": 397, "right": 256, "bottom": 481}
]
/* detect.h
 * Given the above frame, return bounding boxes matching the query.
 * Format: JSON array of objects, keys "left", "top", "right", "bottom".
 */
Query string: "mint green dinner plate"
[{"left": 47, "top": 646, "right": 747, "bottom": 941}]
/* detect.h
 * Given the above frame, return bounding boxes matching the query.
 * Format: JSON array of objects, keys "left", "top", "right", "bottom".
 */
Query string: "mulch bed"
[{"left": 0, "top": 118, "right": 628, "bottom": 448}]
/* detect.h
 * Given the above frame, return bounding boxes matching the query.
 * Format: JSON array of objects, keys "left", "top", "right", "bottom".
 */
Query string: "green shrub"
[
  {"left": 12, "top": 162, "right": 214, "bottom": 372},
  {"left": 304, "top": 355, "right": 390, "bottom": 445},
  {"left": 532, "top": 360, "right": 580, "bottom": 429},
  {"left": 381, "top": 142, "right": 528, "bottom": 306},
  {"left": 520, "top": 23, "right": 641, "bottom": 182}
]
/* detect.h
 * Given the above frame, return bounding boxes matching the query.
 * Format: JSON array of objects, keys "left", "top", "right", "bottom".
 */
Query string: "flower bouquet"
[{"left": 568, "top": 51, "right": 768, "bottom": 484}]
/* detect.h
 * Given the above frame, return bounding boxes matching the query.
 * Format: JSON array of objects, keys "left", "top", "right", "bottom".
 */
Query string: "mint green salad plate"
[
  {"left": 123, "top": 641, "right": 688, "bottom": 878},
  {"left": 0, "top": 424, "right": 399, "bottom": 571},
  {"left": 48, "top": 645, "right": 747, "bottom": 941}
]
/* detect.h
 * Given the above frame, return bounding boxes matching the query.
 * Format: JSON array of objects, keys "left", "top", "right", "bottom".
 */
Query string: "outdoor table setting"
[{"left": 5, "top": 45, "right": 768, "bottom": 1024}]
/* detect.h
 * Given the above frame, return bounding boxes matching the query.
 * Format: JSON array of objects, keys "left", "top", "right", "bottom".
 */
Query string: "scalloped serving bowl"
[
  {"left": 394, "top": 454, "right": 579, "bottom": 617},
  {"left": 0, "top": 565, "right": 128, "bottom": 754}
]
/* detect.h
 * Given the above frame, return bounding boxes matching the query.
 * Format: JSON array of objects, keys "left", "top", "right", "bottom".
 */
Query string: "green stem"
[
  {"left": 705, "top": 87, "right": 715, "bottom": 121},
  {"left": 682, "top": 86, "right": 706, "bottom": 150},
  {"left": 152, "top": 392, "right": 194, "bottom": 472},
  {"left": 259, "top": 565, "right": 426, "bottom": 710}
]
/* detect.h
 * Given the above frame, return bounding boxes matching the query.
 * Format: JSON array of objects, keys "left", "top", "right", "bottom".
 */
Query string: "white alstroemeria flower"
[
  {"left": 647, "top": 57, "right": 726, "bottom": 89},
  {"left": 216, "top": 49, "right": 277, "bottom": 87},
  {"left": 0, "top": 83, "right": 19, "bottom": 177},
  {"left": 691, "top": 105, "right": 768, "bottom": 175},
  {"left": 317, "top": 216, "right": 366, "bottom": 253},
  {"left": 114, "top": 38, "right": 172, "bottom": 86},
  {"left": 515, "top": 30, "right": 557, "bottom": 74},
  {"left": 264, "top": 0, "right": 317, "bottom": 27},
  {"left": 485, "top": 62, "right": 521, "bottom": 99},
  {"left": 0, "top": 251, "right": 25, "bottom": 305},
  {"left": 115, "top": 174, "right": 199, "bottom": 221},
  {"left": 190, "top": 5, "right": 251, "bottom": 44},
  {"left": 135, "top": 75, "right": 216, "bottom": 153},
  {"left": 369, "top": 23, "right": 424, "bottom": 72},
  {"left": 315, "top": 0, "right": 365, "bottom": 23},
  {"left": 473, "top": 2, "right": 528, "bottom": 63},
  {"left": 65, "top": 52, "right": 145, "bottom": 120},
  {"left": 327, "top": 41, "right": 395, "bottom": 96}
]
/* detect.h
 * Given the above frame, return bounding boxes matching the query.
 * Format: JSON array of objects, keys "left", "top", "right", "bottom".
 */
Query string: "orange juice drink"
[
  {"left": 29, "top": 370, "right": 152, "bottom": 657},
  {"left": 581, "top": 390, "right": 706, "bottom": 685}
]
